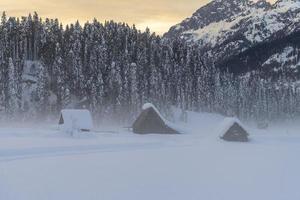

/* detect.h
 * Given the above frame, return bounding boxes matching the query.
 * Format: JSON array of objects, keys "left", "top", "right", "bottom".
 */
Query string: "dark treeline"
[{"left": 0, "top": 12, "right": 299, "bottom": 123}]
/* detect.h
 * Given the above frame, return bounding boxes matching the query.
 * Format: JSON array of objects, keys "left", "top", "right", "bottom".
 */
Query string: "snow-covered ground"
[{"left": 0, "top": 112, "right": 300, "bottom": 200}]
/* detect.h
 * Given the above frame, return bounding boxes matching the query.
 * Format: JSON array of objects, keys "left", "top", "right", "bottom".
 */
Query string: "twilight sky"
[{"left": 1, "top": 0, "right": 276, "bottom": 35}]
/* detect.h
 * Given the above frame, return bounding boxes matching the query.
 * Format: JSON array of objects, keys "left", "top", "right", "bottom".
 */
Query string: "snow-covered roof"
[
  {"left": 217, "top": 117, "right": 248, "bottom": 137},
  {"left": 141, "top": 103, "right": 182, "bottom": 133},
  {"left": 142, "top": 103, "right": 167, "bottom": 123},
  {"left": 59, "top": 109, "right": 93, "bottom": 131}
]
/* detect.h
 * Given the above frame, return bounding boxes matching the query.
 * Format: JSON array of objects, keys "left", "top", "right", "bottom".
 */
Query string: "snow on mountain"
[
  {"left": 164, "top": 0, "right": 300, "bottom": 75},
  {"left": 165, "top": 0, "right": 259, "bottom": 40},
  {"left": 263, "top": 46, "right": 300, "bottom": 73}
]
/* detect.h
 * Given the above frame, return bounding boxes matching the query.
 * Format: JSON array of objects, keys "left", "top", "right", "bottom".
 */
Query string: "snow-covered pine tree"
[
  {"left": 36, "top": 61, "right": 49, "bottom": 117},
  {"left": 0, "top": 13, "right": 298, "bottom": 122},
  {"left": 6, "top": 58, "right": 19, "bottom": 118},
  {"left": 61, "top": 87, "right": 71, "bottom": 109},
  {"left": 52, "top": 43, "right": 63, "bottom": 111}
]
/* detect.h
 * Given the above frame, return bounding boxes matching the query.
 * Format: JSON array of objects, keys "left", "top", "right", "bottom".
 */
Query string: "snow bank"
[
  {"left": 1, "top": 111, "right": 300, "bottom": 199},
  {"left": 1, "top": 123, "right": 300, "bottom": 200},
  {"left": 172, "top": 107, "right": 225, "bottom": 136}
]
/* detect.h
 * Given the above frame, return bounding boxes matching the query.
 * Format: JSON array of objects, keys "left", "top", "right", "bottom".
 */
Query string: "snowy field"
[{"left": 0, "top": 112, "right": 300, "bottom": 200}]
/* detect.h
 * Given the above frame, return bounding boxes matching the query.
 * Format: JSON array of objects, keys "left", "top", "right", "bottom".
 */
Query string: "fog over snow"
[{"left": 0, "top": 110, "right": 299, "bottom": 200}]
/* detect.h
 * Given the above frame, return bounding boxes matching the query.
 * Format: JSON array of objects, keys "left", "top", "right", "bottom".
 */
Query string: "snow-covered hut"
[
  {"left": 59, "top": 109, "right": 93, "bottom": 132},
  {"left": 132, "top": 103, "right": 179, "bottom": 134},
  {"left": 218, "top": 118, "right": 249, "bottom": 142}
]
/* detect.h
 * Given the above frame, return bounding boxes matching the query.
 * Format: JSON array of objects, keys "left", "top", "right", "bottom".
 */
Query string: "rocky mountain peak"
[
  {"left": 164, "top": 0, "right": 300, "bottom": 77},
  {"left": 164, "top": 0, "right": 271, "bottom": 39}
]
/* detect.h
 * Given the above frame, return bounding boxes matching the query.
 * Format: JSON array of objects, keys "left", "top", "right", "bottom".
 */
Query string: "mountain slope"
[{"left": 164, "top": 0, "right": 300, "bottom": 76}]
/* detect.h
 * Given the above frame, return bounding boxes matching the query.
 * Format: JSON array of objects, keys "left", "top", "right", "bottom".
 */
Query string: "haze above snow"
[{"left": 0, "top": 110, "right": 300, "bottom": 200}]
